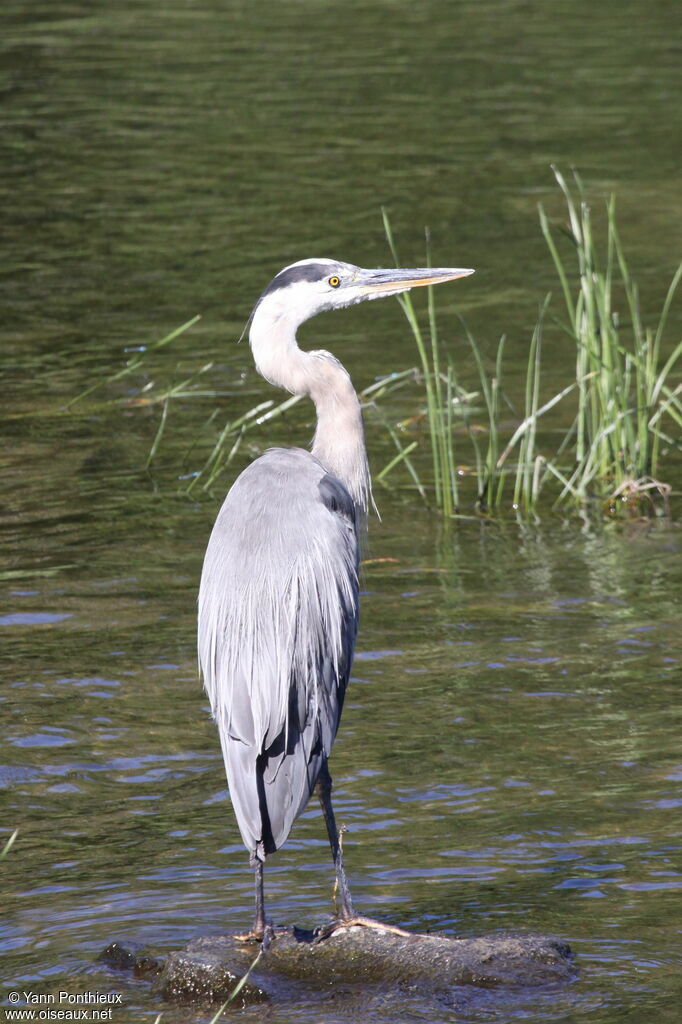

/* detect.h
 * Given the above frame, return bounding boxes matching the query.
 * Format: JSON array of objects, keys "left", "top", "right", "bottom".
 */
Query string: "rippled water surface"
[{"left": 2, "top": 1, "right": 681, "bottom": 1022}]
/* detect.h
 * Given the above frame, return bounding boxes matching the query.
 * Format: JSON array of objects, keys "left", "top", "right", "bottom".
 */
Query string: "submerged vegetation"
[{"left": 70, "top": 171, "right": 681, "bottom": 520}]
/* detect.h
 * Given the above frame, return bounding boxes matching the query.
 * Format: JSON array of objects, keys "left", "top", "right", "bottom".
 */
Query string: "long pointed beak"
[{"left": 356, "top": 265, "right": 474, "bottom": 299}]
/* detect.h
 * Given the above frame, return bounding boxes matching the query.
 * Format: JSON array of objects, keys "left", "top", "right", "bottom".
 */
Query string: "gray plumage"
[
  {"left": 197, "top": 257, "right": 473, "bottom": 936},
  {"left": 199, "top": 448, "right": 358, "bottom": 860}
]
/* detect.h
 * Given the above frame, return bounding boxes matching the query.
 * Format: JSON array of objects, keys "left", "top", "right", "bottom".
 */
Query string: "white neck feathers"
[{"left": 249, "top": 297, "right": 371, "bottom": 515}]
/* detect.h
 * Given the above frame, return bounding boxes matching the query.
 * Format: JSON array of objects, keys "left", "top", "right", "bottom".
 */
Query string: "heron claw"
[{"left": 235, "top": 922, "right": 275, "bottom": 949}]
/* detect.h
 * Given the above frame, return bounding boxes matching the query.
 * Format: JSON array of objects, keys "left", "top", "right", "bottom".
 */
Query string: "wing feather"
[{"left": 198, "top": 447, "right": 359, "bottom": 856}]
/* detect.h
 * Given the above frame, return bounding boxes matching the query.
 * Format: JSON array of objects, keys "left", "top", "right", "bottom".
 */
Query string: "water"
[{"left": 2, "top": 1, "right": 681, "bottom": 1021}]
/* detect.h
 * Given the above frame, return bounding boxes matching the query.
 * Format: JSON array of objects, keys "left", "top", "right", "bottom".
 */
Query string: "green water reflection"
[{"left": 2, "top": 1, "right": 681, "bottom": 1022}]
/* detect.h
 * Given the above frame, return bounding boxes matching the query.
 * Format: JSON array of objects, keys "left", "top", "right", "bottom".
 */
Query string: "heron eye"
[{"left": 328, "top": 275, "right": 341, "bottom": 288}]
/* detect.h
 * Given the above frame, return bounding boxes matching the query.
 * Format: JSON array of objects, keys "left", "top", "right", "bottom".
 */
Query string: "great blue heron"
[{"left": 198, "top": 257, "right": 473, "bottom": 940}]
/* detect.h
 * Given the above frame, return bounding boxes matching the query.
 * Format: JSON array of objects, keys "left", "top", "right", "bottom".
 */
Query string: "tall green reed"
[
  {"left": 381, "top": 210, "right": 462, "bottom": 515},
  {"left": 382, "top": 170, "right": 681, "bottom": 516},
  {"left": 540, "top": 167, "right": 682, "bottom": 507},
  {"left": 381, "top": 213, "right": 557, "bottom": 514}
]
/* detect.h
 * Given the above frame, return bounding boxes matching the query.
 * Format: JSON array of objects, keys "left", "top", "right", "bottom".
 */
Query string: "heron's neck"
[{"left": 250, "top": 307, "right": 371, "bottom": 516}]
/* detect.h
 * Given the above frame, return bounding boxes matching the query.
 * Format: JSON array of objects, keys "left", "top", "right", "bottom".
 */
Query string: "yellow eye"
[{"left": 328, "top": 275, "right": 341, "bottom": 288}]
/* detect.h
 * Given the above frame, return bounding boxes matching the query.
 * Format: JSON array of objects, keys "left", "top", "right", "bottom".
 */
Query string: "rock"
[
  {"left": 155, "top": 919, "right": 575, "bottom": 1007},
  {"left": 99, "top": 942, "right": 163, "bottom": 979},
  {"left": 159, "top": 941, "right": 269, "bottom": 1007}
]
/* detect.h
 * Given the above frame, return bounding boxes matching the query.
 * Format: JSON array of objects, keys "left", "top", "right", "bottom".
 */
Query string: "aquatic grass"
[
  {"left": 382, "top": 210, "right": 462, "bottom": 514},
  {"left": 144, "top": 360, "right": 217, "bottom": 468},
  {"left": 539, "top": 166, "right": 682, "bottom": 508},
  {"left": 0, "top": 566, "right": 76, "bottom": 582},
  {"left": 66, "top": 315, "right": 201, "bottom": 409},
  {"left": 513, "top": 306, "right": 544, "bottom": 509},
  {"left": 452, "top": 324, "right": 509, "bottom": 510},
  {"left": 1, "top": 829, "right": 18, "bottom": 860},
  {"left": 381, "top": 171, "right": 681, "bottom": 516},
  {"left": 373, "top": 409, "right": 426, "bottom": 501},
  {"left": 184, "top": 393, "right": 303, "bottom": 494},
  {"left": 381, "top": 214, "right": 563, "bottom": 513}
]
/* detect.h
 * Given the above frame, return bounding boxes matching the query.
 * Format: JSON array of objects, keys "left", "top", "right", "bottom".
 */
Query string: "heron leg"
[
  {"left": 316, "top": 762, "right": 355, "bottom": 920},
  {"left": 236, "top": 856, "right": 273, "bottom": 947},
  {"left": 253, "top": 856, "right": 267, "bottom": 938}
]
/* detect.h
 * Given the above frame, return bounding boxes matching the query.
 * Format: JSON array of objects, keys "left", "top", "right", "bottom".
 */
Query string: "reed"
[
  {"left": 455, "top": 324, "right": 509, "bottom": 510},
  {"left": 381, "top": 214, "right": 559, "bottom": 513},
  {"left": 381, "top": 210, "right": 461, "bottom": 514},
  {"left": 539, "top": 167, "right": 682, "bottom": 509},
  {"left": 382, "top": 172, "right": 681, "bottom": 516}
]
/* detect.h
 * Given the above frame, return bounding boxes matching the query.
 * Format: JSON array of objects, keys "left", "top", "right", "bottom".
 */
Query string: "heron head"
[{"left": 254, "top": 257, "right": 474, "bottom": 327}]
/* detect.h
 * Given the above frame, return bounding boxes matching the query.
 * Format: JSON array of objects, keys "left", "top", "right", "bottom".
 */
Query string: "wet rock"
[
  {"left": 157, "top": 920, "right": 575, "bottom": 1005},
  {"left": 160, "top": 942, "right": 269, "bottom": 1007},
  {"left": 99, "top": 942, "right": 162, "bottom": 980}
]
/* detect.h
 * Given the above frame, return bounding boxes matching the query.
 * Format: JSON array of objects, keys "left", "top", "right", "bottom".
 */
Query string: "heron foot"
[
  {"left": 313, "top": 915, "right": 412, "bottom": 944},
  {"left": 235, "top": 922, "right": 275, "bottom": 950}
]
